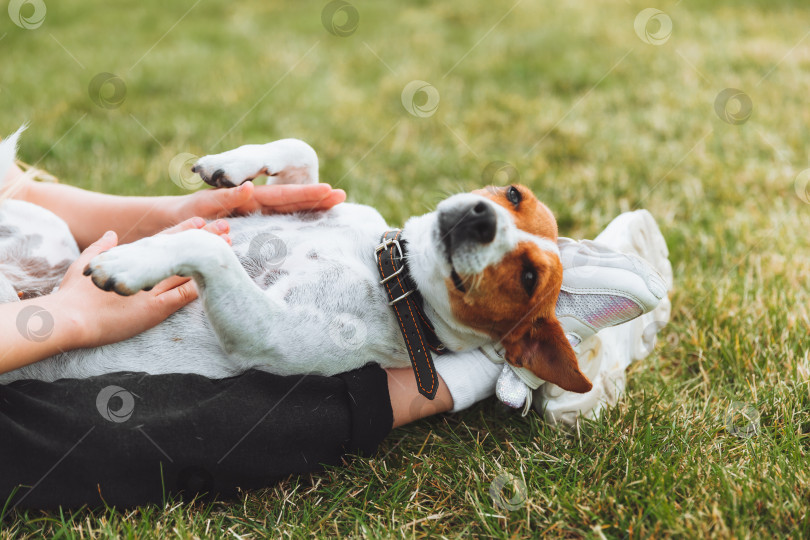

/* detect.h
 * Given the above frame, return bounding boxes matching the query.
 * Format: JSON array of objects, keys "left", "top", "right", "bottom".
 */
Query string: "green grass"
[{"left": 3, "top": 0, "right": 810, "bottom": 537}]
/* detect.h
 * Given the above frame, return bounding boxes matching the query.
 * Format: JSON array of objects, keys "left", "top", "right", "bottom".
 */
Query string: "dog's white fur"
[
  {"left": 0, "top": 131, "right": 560, "bottom": 384},
  {"left": 0, "top": 128, "right": 80, "bottom": 307}
]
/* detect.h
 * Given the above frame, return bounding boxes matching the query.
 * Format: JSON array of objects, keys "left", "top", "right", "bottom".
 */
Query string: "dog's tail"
[{"left": 0, "top": 124, "right": 29, "bottom": 202}]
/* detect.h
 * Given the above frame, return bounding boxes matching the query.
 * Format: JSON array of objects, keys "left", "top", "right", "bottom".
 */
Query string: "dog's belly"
[
  {"left": 0, "top": 200, "right": 79, "bottom": 300},
  {"left": 2, "top": 203, "right": 413, "bottom": 382}
]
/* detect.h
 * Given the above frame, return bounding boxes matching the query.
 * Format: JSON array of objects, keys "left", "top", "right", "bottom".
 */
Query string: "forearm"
[
  {"left": 23, "top": 180, "right": 180, "bottom": 249},
  {"left": 0, "top": 294, "right": 86, "bottom": 375},
  {"left": 387, "top": 367, "right": 453, "bottom": 428}
]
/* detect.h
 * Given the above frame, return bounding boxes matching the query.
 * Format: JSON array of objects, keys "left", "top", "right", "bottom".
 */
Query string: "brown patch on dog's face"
[
  {"left": 475, "top": 185, "right": 558, "bottom": 240},
  {"left": 444, "top": 184, "right": 591, "bottom": 393},
  {"left": 446, "top": 240, "right": 562, "bottom": 339}
]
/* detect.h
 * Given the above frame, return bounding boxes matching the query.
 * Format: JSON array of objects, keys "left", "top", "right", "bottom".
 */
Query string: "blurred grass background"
[{"left": 2, "top": 0, "right": 810, "bottom": 537}]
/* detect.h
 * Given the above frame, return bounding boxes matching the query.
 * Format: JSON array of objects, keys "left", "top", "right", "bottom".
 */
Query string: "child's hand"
[
  {"left": 55, "top": 217, "right": 230, "bottom": 350},
  {"left": 177, "top": 181, "right": 346, "bottom": 221}
]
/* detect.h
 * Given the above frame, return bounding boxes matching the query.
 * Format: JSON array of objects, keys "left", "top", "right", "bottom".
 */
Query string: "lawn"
[{"left": 2, "top": 0, "right": 810, "bottom": 537}]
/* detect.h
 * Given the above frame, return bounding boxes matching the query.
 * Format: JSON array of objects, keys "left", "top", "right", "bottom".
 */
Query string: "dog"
[{"left": 0, "top": 128, "right": 592, "bottom": 395}]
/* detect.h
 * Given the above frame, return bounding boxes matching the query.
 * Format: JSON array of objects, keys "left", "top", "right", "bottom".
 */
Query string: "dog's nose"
[{"left": 439, "top": 200, "right": 497, "bottom": 251}]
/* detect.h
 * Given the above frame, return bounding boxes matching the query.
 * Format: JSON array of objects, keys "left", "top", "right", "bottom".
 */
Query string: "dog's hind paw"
[{"left": 85, "top": 241, "right": 173, "bottom": 296}]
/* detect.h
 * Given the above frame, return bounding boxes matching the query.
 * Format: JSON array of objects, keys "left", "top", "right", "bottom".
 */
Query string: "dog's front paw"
[
  {"left": 190, "top": 161, "right": 232, "bottom": 188},
  {"left": 84, "top": 242, "right": 173, "bottom": 296},
  {"left": 191, "top": 148, "right": 265, "bottom": 188}
]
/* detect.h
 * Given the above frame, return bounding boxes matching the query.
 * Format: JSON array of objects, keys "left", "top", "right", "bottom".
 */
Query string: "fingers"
[
  {"left": 218, "top": 180, "right": 254, "bottom": 209},
  {"left": 252, "top": 183, "right": 331, "bottom": 206},
  {"left": 149, "top": 275, "right": 192, "bottom": 295},
  {"left": 251, "top": 184, "right": 346, "bottom": 213},
  {"left": 77, "top": 231, "right": 119, "bottom": 278},
  {"left": 162, "top": 216, "right": 231, "bottom": 245},
  {"left": 79, "top": 231, "right": 118, "bottom": 262},
  {"left": 214, "top": 180, "right": 255, "bottom": 214},
  {"left": 162, "top": 216, "right": 206, "bottom": 235},
  {"left": 152, "top": 279, "right": 199, "bottom": 315},
  {"left": 202, "top": 219, "right": 231, "bottom": 245},
  {"left": 193, "top": 181, "right": 255, "bottom": 218},
  {"left": 300, "top": 188, "right": 346, "bottom": 210},
  {"left": 265, "top": 189, "right": 346, "bottom": 213}
]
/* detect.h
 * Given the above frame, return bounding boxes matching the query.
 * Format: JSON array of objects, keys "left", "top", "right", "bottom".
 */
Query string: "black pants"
[{"left": 0, "top": 365, "right": 392, "bottom": 510}]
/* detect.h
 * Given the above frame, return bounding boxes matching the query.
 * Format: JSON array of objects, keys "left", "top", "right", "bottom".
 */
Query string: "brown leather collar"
[{"left": 375, "top": 230, "right": 446, "bottom": 399}]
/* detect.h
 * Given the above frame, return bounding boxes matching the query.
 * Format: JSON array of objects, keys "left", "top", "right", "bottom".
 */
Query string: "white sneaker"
[
  {"left": 593, "top": 209, "right": 673, "bottom": 362},
  {"left": 556, "top": 237, "right": 668, "bottom": 347},
  {"left": 496, "top": 211, "right": 672, "bottom": 421},
  {"left": 534, "top": 210, "right": 673, "bottom": 425}
]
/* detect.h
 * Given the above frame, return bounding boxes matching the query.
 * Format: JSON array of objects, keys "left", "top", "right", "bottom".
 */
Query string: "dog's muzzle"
[{"left": 438, "top": 200, "right": 497, "bottom": 259}]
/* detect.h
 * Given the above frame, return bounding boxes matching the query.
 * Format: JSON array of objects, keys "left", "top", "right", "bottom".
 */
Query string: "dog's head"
[{"left": 404, "top": 185, "right": 591, "bottom": 393}]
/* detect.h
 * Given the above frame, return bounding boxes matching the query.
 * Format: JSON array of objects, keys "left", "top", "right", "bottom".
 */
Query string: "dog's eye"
[
  {"left": 506, "top": 185, "right": 522, "bottom": 207},
  {"left": 521, "top": 266, "right": 537, "bottom": 296}
]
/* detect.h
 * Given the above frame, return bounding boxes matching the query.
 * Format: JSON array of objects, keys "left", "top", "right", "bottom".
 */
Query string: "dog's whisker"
[{"left": 472, "top": 273, "right": 484, "bottom": 294}]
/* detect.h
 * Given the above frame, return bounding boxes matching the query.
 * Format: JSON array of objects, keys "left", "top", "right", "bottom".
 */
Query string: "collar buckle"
[
  {"left": 374, "top": 236, "right": 403, "bottom": 257},
  {"left": 376, "top": 234, "right": 410, "bottom": 292}
]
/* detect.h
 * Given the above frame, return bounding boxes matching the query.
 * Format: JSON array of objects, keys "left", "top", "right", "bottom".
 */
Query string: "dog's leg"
[
  {"left": 192, "top": 139, "right": 319, "bottom": 188},
  {"left": 85, "top": 229, "right": 287, "bottom": 360}
]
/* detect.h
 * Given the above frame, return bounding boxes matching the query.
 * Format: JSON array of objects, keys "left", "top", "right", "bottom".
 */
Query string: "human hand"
[
  {"left": 175, "top": 181, "right": 346, "bottom": 221},
  {"left": 55, "top": 217, "right": 230, "bottom": 350}
]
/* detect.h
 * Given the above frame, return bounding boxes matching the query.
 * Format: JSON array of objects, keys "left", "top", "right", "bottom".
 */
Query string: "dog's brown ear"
[{"left": 503, "top": 318, "right": 592, "bottom": 393}]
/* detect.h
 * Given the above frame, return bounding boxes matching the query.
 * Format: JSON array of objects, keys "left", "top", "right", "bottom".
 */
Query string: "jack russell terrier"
[{"left": 0, "top": 128, "right": 592, "bottom": 397}]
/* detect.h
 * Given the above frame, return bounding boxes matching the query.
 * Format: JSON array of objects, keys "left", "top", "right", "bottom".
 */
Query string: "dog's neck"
[{"left": 400, "top": 214, "right": 493, "bottom": 353}]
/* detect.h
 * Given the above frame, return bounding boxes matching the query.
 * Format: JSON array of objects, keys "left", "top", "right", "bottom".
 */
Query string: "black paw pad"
[{"left": 210, "top": 169, "right": 226, "bottom": 184}]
